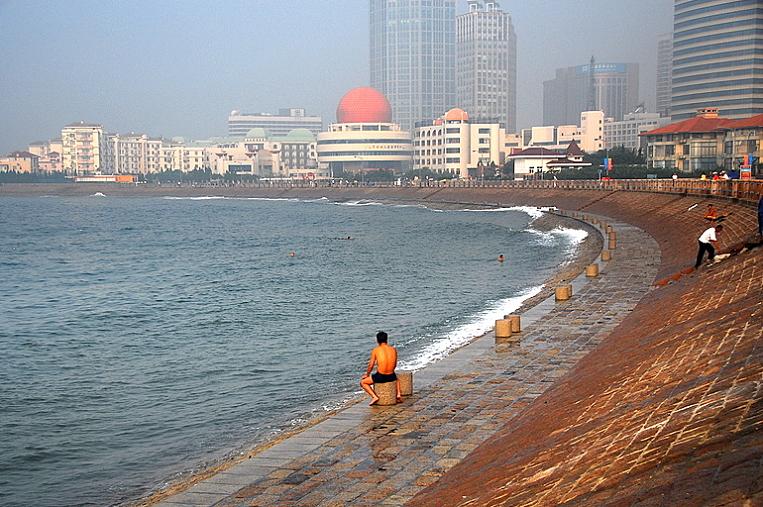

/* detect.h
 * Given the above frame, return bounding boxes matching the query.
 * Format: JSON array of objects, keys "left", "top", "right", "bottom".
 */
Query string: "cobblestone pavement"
[
  {"left": 154, "top": 217, "right": 660, "bottom": 507},
  {"left": 411, "top": 239, "right": 763, "bottom": 505}
]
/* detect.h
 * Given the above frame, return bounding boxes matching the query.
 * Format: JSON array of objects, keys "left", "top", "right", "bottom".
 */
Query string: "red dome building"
[
  {"left": 317, "top": 87, "right": 412, "bottom": 177},
  {"left": 336, "top": 87, "right": 392, "bottom": 124}
]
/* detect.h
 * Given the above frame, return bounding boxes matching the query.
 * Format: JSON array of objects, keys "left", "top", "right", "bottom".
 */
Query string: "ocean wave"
[
  {"left": 334, "top": 200, "right": 385, "bottom": 207},
  {"left": 527, "top": 226, "right": 587, "bottom": 246},
  {"left": 162, "top": 196, "right": 228, "bottom": 200},
  {"left": 504, "top": 205, "right": 557, "bottom": 220},
  {"left": 90, "top": 192, "right": 106, "bottom": 197},
  {"left": 399, "top": 285, "right": 543, "bottom": 371}
]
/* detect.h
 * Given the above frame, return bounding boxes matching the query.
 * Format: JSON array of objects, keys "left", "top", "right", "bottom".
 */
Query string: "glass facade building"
[
  {"left": 543, "top": 63, "right": 640, "bottom": 126},
  {"left": 671, "top": 0, "right": 763, "bottom": 121},
  {"left": 369, "top": 0, "right": 456, "bottom": 132},
  {"left": 657, "top": 33, "right": 673, "bottom": 118},
  {"left": 456, "top": 1, "right": 517, "bottom": 132}
]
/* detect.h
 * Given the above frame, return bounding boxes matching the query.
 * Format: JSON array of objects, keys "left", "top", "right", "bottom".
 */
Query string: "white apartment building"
[
  {"left": 413, "top": 108, "right": 504, "bottom": 178},
  {"left": 604, "top": 112, "right": 671, "bottom": 150},
  {"left": 162, "top": 142, "right": 209, "bottom": 173},
  {"left": 519, "top": 111, "right": 604, "bottom": 153},
  {"left": 109, "top": 133, "right": 163, "bottom": 174},
  {"left": 61, "top": 122, "right": 106, "bottom": 174}
]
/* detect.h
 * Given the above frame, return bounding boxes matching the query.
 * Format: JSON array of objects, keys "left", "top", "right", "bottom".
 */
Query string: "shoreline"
[{"left": 125, "top": 197, "right": 602, "bottom": 507}]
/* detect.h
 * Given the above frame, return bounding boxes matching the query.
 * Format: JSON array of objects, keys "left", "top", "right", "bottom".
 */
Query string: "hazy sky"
[{"left": 0, "top": 0, "right": 672, "bottom": 153}]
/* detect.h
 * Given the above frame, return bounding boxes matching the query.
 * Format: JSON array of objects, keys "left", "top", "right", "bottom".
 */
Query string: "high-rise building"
[
  {"left": 227, "top": 108, "right": 322, "bottom": 138},
  {"left": 656, "top": 34, "right": 673, "bottom": 118},
  {"left": 370, "top": 0, "right": 456, "bottom": 132},
  {"left": 456, "top": 0, "right": 517, "bottom": 131},
  {"left": 61, "top": 122, "right": 106, "bottom": 175},
  {"left": 671, "top": 0, "right": 763, "bottom": 122},
  {"left": 543, "top": 62, "right": 639, "bottom": 126}
]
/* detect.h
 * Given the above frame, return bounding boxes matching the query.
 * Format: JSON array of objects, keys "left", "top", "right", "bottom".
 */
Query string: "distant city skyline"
[{"left": 0, "top": 0, "right": 672, "bottom": 154}]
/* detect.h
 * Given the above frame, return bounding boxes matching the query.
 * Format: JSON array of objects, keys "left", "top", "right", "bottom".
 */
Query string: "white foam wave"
[
  {"left": 399, "top": 285, "right": 543, "bottom": 371},
  {"left": 334, "top": 200, "right": 385, "bottom": 207},
  {"left": 504, "top": 205, "right": 557, "bottom": 220},
  {"left": 528, "top": 226, "right": 587, "bottom": 246},
  {"left": 90, "top": 192, "right": 106, "bottom": 197}
]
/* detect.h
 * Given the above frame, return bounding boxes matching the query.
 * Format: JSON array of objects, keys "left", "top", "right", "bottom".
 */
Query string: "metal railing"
[{"left": 133, "top": 178, "right": 763, "bottom": 204}]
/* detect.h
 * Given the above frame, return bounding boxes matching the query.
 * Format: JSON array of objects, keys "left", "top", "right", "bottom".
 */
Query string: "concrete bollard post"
[
  {"left": 601, "top": 250, "right": 612, "bottom": 261},
  {"left": 508, "top": 314, "right": 521, "bottom": 333},
  {"left": 373, "top": 381, "right": 398, "bottom": 406},
  {"left": 397, "top": 370, "right": 413, "bottom": 396},
  {"left": 586, "top": 263, "right": 599, "bottom": 277},
  {"left": 495, "top": 319, "right": 512, "bottom": 341},
  {"left": 555, "top": 287, "right": 570, "bottom": 301}
]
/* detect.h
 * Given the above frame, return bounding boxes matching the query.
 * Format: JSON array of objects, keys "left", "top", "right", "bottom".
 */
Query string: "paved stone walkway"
[{"left": 155, "top": 215, "right": 660, "bottom": 507}]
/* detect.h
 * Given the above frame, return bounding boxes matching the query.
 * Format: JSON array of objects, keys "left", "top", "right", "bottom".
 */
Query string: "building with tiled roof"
[
  {"left": 507, "top": 140, "right": 591, "bottom": 179},
  {"left": 641, "top": 108, "right": 763, "bottom": 175},
  {"left": 0, "top": 150, "right": 40, "bottom": 173}
]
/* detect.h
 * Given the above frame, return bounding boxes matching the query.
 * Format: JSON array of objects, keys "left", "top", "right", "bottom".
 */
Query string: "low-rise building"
[
  {"left": 228, "top": 108, "right": 323, "bottom": 138},
  {"left": 0, "top": 151, "right": 40, "bottom": 173},
  {"left": 28, "top": 139, "right": 63, "bottom": 172},
  {"left": 414, "top": 108, "right": 505, "bottom": 179},
  {"left": 518, "top": 111, "right": 604, "bottom": 153},
  {"left": 604, "top": 112, "right": 670, "bottom": 150},
  {"left": 507, "top": 141, "right": 591, "bottom": 179},
  {"left": 641, "top": 108, "right": 763, "bottom": 174}
]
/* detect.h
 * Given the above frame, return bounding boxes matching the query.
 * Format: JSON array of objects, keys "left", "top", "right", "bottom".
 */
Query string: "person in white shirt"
[{"left": 695, "top": 224, "right": 723, "bottom": 268}]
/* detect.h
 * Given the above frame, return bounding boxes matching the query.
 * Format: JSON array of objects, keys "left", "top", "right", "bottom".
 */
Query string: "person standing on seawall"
[{"left": 695, "top": 224, "right": 723, "bottom": 268}]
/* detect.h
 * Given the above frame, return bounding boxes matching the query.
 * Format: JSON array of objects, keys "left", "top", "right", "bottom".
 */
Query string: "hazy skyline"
[{"left": 0, "top": 0, "right": 672, "bottom": 154}]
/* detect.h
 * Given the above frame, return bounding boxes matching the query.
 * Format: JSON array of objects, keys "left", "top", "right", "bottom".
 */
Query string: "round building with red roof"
[{"left": 316, "top": 87, "right": 412, "bottom": 178}]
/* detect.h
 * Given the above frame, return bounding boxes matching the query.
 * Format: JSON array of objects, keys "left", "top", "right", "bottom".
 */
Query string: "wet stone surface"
[{"left": 155, "top": 217, "right": 660, "bottom": 507}]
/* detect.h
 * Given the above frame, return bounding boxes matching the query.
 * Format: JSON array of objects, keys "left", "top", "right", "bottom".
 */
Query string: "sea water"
[{"left": 0, "top": 195, "right": 586, "bottom": 506}]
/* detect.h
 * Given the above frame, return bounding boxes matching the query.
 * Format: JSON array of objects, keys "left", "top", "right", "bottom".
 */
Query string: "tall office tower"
[
  {"left": 370, "top": 0, "right": 456, "bottom": 131},
  {"left": 656, "top": 34, "right": 673, "bottom": 118},
  {"left": 457, "top": 0, "right": 517, "bottom": 131},
  {"left": 671, "top": 0, "right": 763, "bottom": 121},
  {"left": 543, "top": 62, "right": 639, "bottom": 126}
]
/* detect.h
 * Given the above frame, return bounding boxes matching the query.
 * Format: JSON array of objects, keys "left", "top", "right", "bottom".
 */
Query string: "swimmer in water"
[
  {"left": 498, "top": 254, "right": 505, "bottom": 263},
  {"left": 289, "top": 251, "right": 296, "bottom": 257}
]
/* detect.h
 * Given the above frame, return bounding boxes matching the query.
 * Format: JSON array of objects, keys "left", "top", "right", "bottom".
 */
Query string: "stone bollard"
[
  {"left": 495, "top": 319, "right": 512, "bottom": 342},
  {"left": 601, "top": 250, "right": 612, "bottom": 261},
  {"left": 555, "top": 286, "right": 570, "bottom": 301},
  {"left": 397, "top": 370, "right": 413, "bottom": 397},
  {"left": 508, "top": 314, "right": 521, "bottom": 333},
  {"left": 373, "top": 381, "right": 398, "bottom": 406},
  {"left": 609, "top": 238, "right": 617, "bottom": 249},
  {"left": 586, "top": 263, "right": 599, "bottom": 277}
]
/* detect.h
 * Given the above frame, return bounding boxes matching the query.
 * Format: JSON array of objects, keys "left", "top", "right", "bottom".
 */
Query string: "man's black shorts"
[{"left": 372, "top": 372, "right": 397, "bottom": 384}]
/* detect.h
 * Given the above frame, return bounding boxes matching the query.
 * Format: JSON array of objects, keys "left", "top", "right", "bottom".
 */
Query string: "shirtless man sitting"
[{"left": 360, "top": 331, "right": 402, "bottom": 405}]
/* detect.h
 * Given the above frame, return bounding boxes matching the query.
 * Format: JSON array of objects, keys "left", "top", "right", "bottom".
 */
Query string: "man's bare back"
[
  {"left": 360, "top": 331, "right": 402, "bottom": 405},
  {"left": 371, "top": 344, "right": 397, "bottom": 375}
]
